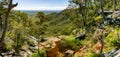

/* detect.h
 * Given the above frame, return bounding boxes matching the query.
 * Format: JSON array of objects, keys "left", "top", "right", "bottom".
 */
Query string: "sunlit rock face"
[
  {"left": 104, "top": 48, "right": 120, "bottom": 57},
  {"left": 112, "top": 11, "right": 120, "bottom": 19}
]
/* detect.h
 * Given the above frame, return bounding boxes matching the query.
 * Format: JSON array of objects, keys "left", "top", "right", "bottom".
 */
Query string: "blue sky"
[{"left": 13, "top": 0, "right": 69, "bottom": 10}]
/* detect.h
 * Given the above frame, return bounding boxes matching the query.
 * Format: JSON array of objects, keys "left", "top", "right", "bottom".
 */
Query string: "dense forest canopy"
[{"left": 0, "top": 0, "right": 120, "bottom": 57}]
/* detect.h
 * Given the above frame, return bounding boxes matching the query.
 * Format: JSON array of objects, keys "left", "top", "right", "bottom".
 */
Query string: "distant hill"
[{"left": 19, "top": 10, "right": 62, "bottom": 16}]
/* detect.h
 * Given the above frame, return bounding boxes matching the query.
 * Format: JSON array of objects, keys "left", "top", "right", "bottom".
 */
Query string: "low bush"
[
  {"left": 89, "top": 52, "right": 105, "bottom": 57},
  {"left": 60, "top": 36, "right": 81, "bottom": 52},
  {"left": 31, "top": 48, "right": 46, "bottom": 57},
  {"left": 105, "top": 27, "right": 120, "bottom": 48}
]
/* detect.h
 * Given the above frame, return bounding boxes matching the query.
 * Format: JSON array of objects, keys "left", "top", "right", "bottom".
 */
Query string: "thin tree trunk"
[
  {"left": 100, "top": 0, "right": 105, "bottom": 20},
  {"left": 98, "top": 30, "right": 104, "bottom": 54},
  {"left": 0, "top": 5, "right": 11, "bottom": 47},
  {"left": 0, "top": 0, "right": 18, "bottom": 48},
  {"left": 0, "top": 14, "right": 2, "bottom": 31},
  {"left": 113, "top": 0, "right": 117, "bottom": 11},
  {"left": 99, "top": 37, "right": 104, "bottom": 53},
  {"left": 79, "top": 4, "right": 86, "bottom": 28}
]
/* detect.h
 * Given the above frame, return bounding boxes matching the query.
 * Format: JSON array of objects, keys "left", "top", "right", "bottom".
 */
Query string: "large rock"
[
  {"left": 29, "top": 46, "right": 38, "bottom": 52},
  {"left": 75, "top": 33, "right": 86, "bottom": 40},
  {"left": 104, "top": 11, "right": 120, "bottom": 26},
  {"left": 65, "top": 50, "right": 75, "bottom": 57},
  {"left": 112, "top": 11, "right": 120, "bottom": 19},
  {"left": 1, "top": 49, "right": 15, "bottom": 57},
  {"left": 104, "top": 48, "right": 120, "bottom": 57},
  {"left": 27, "top": 36, "right": 39, "bottom": 52},
  {"left": 115, "top": 51, "right": 120, "bottom": 57},
  {"left": 29, "top": 36, "right": 38, "bottom": 45}
]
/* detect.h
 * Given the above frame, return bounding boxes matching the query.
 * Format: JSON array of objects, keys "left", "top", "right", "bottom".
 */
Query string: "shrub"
[
  {"left": 4, "top": 38, "right": 14, "bottom": 51},
  {"left": 31, "top": 48, "right": 46, "bottom": 57},
  {"left": 60, "top": 36, "right": 81, "bottom": 52},
  {"left": 6, "top": 44, "right": 13, "bottom": 51},
  {"left": 105, "top": 27, "right": 120, "bottom": 48},
  {"left": 95, "top": 15, "right": 103, "bottom": 21},
  {"left": 31, "top": 53, "right": 38, "bottom": 57},
  {"left": 89, "top": 52, "right": 105, "bottom": 57}
]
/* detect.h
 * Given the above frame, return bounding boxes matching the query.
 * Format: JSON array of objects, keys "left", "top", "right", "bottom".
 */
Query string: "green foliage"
[
  {"left": 1, "top": 11, "right": 32, "bottom": 51},
  {"left": 105, "top": 27, "right": 120, "bottom": 48},
  {"left": 95, "top": 15, "right": 103, "bottom": 21},
  {"left": 44, "top": 9, "right": 90, "bottom": 36},
  {"left": 38, "top": 48, "right": 46, "bottom": 57},
  {"left": 1, "top": 0, "right": 120, "bottom": 56},
  {"left": 6, "top": 44, "right": 13, "bottom": 51},
  {"left": 31, "top": 53, "right": 38, "bottom": 57},
  {"left": 60, "top": 36, "right": 81, "bottom": 51},
  {"left": 4, "top": 37, "right": 14, "bottom": 51},
  {"left": 89, "top": 52, "right": 105, "bottom": 57},
  {"left": 31, "top": 48, "right": 46, "bottom": 57},
  {"left": 5, "top": 40, "right": 14, "bottom": 51}
]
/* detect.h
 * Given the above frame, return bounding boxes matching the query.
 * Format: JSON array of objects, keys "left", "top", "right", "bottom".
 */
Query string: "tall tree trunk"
[
  {"left": 0, "top": 0, "right": 18, "bottom": 49},
  {"left": 99, "top": 37, "right": 104, "bottom": 54},
  {"left": 100, "top": 0, "right": 105, "bottom": 20},
  {"left": 113, "top": 0, "right": 117, "bottom": 11},
  {"left": 0, "top": 14, "right": 2, "bottom": 32},
  {"left": 79, "top": 4, "right": 86, "bottom": 28}
]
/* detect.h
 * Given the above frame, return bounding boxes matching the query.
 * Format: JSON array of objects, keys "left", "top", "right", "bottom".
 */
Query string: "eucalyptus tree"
[
  {"left": 36, "top": 12, "right": 46, "bottom": 57},
  {"left": 36, "top": 12, "right": 45, "bottom": 25},
  {"left": 35, "top": 12, "right": 47, "bottom": 35},
  {"left": 69, "top": 0, "right": 88, "bottom": 30},
  {"left": 100, "top": 0, "right": 105, "bottom": 20},
  {"left": 0, "top": 0, "right": 18, "bottom": 49},
  {"left": 69, "top": 0, "right": 98, "bottom": 31}
]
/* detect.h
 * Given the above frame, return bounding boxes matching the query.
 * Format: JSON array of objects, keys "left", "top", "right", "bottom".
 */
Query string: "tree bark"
[
  {"left": 0, "top": 0, "right": 18, "bottom": 49},
  {"left": 100, "top": 0, "right": 105, "bottom": 20},
  {"left": 0, "top": 14, "right": 2, "bottom": 31},
  {"left": 99, "top": 37, "right": 104, "bottom": 54},
  {"left": 113, "top": 0, "right": 117, "bottom": 11}
]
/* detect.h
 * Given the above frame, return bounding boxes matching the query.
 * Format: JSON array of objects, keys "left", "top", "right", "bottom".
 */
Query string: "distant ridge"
[{"left": 15, "top": 10, "right": 62, "bottom": 16}]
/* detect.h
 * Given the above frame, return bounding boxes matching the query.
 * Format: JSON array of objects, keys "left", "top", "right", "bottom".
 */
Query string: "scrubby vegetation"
[{"left": 0, "top": 0, "right": 120, "bottom": 57}]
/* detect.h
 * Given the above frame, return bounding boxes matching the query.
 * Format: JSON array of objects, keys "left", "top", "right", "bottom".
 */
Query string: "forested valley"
[{"left": 0, "top": 0, "right": 120, "bottom": 57}]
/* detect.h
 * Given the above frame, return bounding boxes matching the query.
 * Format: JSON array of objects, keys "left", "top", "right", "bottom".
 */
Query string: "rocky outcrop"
[
  {"left": 28, "top": 36, "right": 38, "bottom": 52},
  {"left": 75, "top": 33, "right": 86, "bottom": 40},
  {"left": 0, "top": 49, "right": 15, "bottom": 57},
  {"left": 104, "top": 48, "right": 120, "bottom": 57},
  {"left": 0, "top": 36, "right": 39, "bottom": 57},
  {"left": 105, "top": 11, "right": 120, "bottom": 25}
]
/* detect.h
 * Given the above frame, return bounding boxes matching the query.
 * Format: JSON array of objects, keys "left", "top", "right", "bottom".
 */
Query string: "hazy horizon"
[
  {"left": 16, "top": 9, "right": 62, "bottom": 16},
  {"left": 13, "top": 9, "right": 63, "bottom": 11}
]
